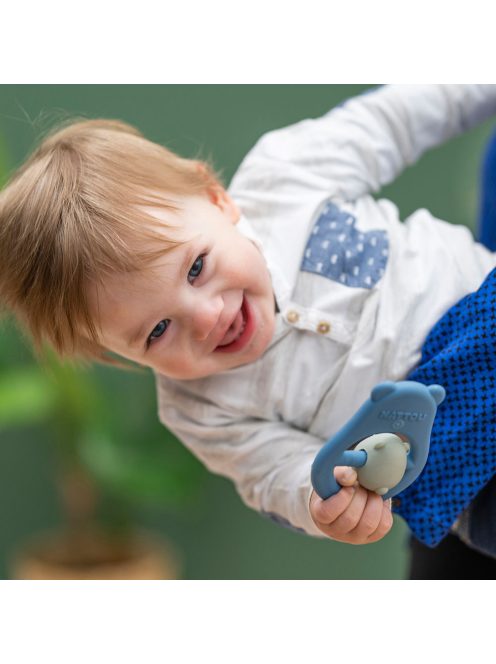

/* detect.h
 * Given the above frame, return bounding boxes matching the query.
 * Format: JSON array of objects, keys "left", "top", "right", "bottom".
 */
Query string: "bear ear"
[
  {"left": 371, "top": 382, "right": 396, "bottom": 402},
  {"left": 428, "top": 384, "right": 446, "bottom": 406}
]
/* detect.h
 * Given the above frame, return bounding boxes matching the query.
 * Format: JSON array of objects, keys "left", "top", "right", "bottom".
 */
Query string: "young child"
[{"left": 2, "top": 85, "right": 496, "bottom": 552}]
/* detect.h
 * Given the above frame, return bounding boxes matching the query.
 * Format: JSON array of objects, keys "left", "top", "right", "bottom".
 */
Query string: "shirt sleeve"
[
  {"left": 156, "top": 378, "right": 326, "bottom": 537},
  {"left": 240, "top": 84, "right": 496, "bottom": 201}
]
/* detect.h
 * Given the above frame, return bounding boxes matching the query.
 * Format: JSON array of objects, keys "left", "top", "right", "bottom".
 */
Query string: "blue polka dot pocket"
[{"left": 301, "top": 201, "right": 389, "bottom": 289}]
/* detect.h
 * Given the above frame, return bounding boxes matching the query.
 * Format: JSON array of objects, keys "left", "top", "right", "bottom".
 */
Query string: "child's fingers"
[
  {"left": 366, "top": 503, "right": 394, "bottom": 543},
  {"left": 327, "top": 484, "right": 368, "bottom": 536},
  {"left": 333, "top": 465, "right": 358, "bottom": 487},
  {"left": 311, "top": 482, "right": 394, "bottom": 543},
  {"left": 347, "top": 490, "right": 384, "bottom": 540},
  {"left": 310, "top": 466, "right": 357, "bottom": 525},
  {"left": 310, "top": 485, "right": 356, "bottom": 526}
]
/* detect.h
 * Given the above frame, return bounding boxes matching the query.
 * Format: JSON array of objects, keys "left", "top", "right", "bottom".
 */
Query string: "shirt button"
[
  {"left": 316, "top": 321, "right": 331, "bottom": 335},
  {"left": 286, "top": 310, "right": 300, "bottom": 324}
]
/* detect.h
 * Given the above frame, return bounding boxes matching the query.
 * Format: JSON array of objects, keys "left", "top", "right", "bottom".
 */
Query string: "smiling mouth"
[
  {"left": 216, "top": 309, "right": 246, "bottom": 347},
  {"left": 214, "top": 297, "right": 253, "bottom": 353}
]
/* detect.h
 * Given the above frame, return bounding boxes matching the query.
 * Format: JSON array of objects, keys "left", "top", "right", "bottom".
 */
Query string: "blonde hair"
[{"left": 0, "top": 117, "right": 221, "bottom": 364}]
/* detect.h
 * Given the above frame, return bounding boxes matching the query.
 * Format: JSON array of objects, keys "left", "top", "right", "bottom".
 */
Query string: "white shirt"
[{"left": 156, "top": 85, "right": 496, "bottom": 537}]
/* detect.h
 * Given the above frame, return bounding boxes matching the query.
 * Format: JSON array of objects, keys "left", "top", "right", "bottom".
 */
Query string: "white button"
[{"left": 286, "top": 310, "right": 300, "bottom": 324}]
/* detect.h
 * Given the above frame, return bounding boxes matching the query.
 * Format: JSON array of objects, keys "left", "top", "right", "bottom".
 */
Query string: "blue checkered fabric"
[{"left": 394, "top": 267, "right": 496, "bottom": 547}]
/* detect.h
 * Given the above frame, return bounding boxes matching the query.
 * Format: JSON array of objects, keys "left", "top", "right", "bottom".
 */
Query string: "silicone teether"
[{"left": 311, "top": 381, "right": 445, "bottom": 501}]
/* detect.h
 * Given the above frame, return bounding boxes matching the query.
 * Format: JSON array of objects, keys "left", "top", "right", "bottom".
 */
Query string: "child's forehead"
[{"left": 137, "top": 200, "right": 202, "bottom": 245}]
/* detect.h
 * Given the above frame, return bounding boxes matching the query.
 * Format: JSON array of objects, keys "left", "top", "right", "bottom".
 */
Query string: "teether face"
[{"left": 355, "top": 433, "right": 410, "bottom": 495}]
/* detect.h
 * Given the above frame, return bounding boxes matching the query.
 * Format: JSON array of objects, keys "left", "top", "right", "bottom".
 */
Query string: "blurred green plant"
[{"left": 0, "top": 323, "right": 206, "bottom": 515}]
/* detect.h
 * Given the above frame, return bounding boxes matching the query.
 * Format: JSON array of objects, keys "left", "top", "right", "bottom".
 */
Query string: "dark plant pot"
[{"left": 9, "top": 526, "right": 180, "bottom": 580}]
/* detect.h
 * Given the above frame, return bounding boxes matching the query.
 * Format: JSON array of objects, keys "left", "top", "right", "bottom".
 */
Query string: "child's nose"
[{"left": 190, "top": 297, "right": 224, "bottom": 341}]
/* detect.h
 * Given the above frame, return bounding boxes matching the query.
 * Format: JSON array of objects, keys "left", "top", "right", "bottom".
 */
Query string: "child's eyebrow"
[{"left": 126, "top": 241, "right": 199, "bottom": 350}]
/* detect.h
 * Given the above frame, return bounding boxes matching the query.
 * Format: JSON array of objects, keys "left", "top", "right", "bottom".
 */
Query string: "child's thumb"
[{"left": 333, "top": 465, "right": 357, "bottom": 486}]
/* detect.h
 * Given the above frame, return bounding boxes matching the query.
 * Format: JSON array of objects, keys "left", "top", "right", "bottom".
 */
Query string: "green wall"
[{"left": 0, "top": 85, "right": 493, "bottom": 579}]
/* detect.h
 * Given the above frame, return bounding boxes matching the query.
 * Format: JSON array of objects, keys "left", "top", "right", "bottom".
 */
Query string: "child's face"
[{"left": 89, "top": 189, "right": 277, "bottom": 379}]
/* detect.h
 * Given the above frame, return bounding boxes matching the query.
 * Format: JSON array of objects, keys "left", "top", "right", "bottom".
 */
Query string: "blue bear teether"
[{"left": 311, "top": 381, "right": 445, "bottom": 501}]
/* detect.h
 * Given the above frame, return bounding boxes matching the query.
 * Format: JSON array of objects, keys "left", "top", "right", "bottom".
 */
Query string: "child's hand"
[{"left": 309, "top": 466, "right": 393, "bottom": 544}]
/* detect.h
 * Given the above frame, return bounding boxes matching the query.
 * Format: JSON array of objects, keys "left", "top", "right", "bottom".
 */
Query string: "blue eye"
[
  {"left": 147, "top": 319, "right": 170, "bottom": 345},
  {"left": 188, "top": 254, "right": 204, "bottom": 282}
]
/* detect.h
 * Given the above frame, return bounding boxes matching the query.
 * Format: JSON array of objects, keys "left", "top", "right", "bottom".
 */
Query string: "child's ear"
[
  {"left": 206, "top": 184, "right": 240, "bottom": 225},
  {"left": 196, "top": 162, "right": 240, "bottom": 224}
]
